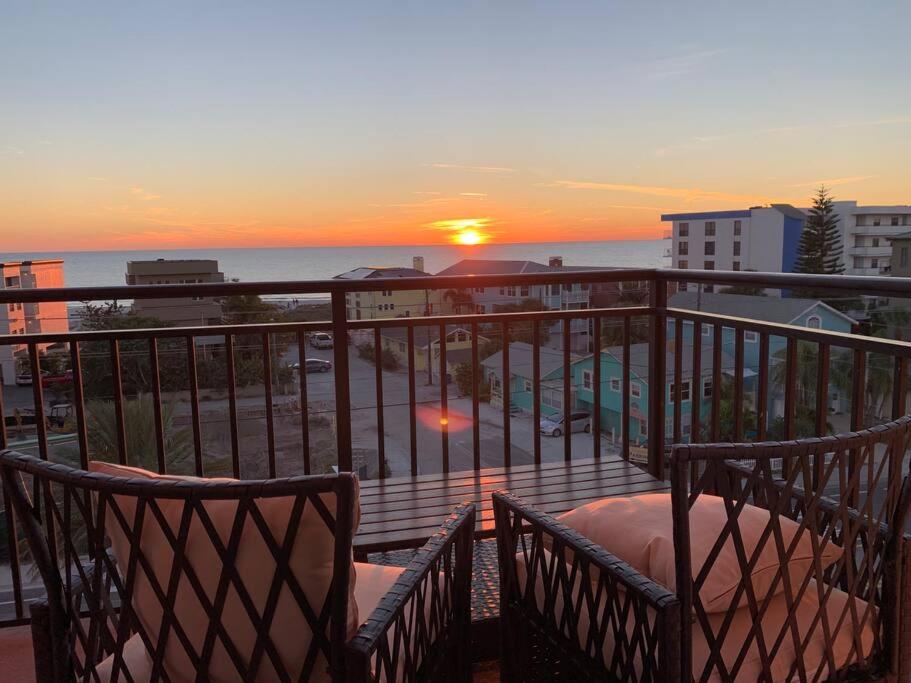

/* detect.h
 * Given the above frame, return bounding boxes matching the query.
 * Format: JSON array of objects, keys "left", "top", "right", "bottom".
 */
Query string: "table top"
[{"left": 353, "top": 455, "right": 669, "bottom": 554}]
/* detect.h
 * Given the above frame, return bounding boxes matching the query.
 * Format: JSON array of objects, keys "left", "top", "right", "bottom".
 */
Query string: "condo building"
[{"left": 125, "top": 259, "right": 225, "bottom": 326}]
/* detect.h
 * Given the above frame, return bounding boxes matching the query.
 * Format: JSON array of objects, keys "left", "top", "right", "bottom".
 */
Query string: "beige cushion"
[
  {"left": 556, "top": 493, "right": 841, "bottom": 613},
  {"left": 89, "top": 461, "right": 360, "bottom": 682},
  {"left": 516, "top": 550, "right": 875, "bottom": 681},
  {"left": 93, "top": 562, "right": 407, "bottom": 682}
]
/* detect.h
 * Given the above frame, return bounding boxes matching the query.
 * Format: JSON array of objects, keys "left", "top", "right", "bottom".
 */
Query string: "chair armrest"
[
  {"left": 493, "top": 491, "right": 681, "bottom": 681},
  {"left": 345, "top": 502, "right": 476, "bottom": 683}
]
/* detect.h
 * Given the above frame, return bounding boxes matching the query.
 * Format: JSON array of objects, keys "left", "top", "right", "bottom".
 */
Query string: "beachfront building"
[
  {"left": 435, "top": 258, "right": 593, "bottom": 352},
  {"left": 662, "top": 205, "right": 807, "bottom": 290},
  {"left": 830, "top": 201, "right": 911, "bottom": 275},
  {"left": 125, "top": 259, "right": 225, "bottom": 326},
  {"left": 0, "top": 259, "right": 69, "bottom": 385},
  {"left": 335, "top": 257, "right": 444, "bottom": 320}
]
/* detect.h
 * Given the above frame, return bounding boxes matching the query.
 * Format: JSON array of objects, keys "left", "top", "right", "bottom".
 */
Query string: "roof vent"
[{"left": 549, "top": 256, "right": 563, "bottom": 268}]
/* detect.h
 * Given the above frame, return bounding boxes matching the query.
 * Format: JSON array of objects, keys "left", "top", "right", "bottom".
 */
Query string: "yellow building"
[
  {"left": 380, "top": 325, "right": 489, "bottom": 381},
  {"left": 335, "top": 258, "right": 445, "bottom": 321}
]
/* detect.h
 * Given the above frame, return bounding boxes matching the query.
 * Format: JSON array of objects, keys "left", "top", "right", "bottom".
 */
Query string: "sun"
[{"left": 454, "top": 229, "right": 484, "bottom": 245}]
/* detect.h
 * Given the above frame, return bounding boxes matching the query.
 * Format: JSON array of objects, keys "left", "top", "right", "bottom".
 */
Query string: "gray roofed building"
[
  {"left": 480, "top": 342, "right": 568, "bottom": 380},
  {"left": 668, "top": 291, "right": 856, "bottom": 327},
  {"left": 434, "top": 259, "right": 553, "bottom": 276},
  {"left": 334, "top": 266, "right": 429, "bottom": 280}
]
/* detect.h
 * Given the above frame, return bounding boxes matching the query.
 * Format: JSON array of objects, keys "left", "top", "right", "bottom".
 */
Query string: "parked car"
[
  {"left": 539, "top": 411, "right": 591, "bottom": 437},
  {"left": 310, "top": 332, "right": 333, "bottom": 349},
  {"left": 293, "top": 359, "right": 333, "bottom": 373},
  {"left": 41, "top": 370, "right": 73, "bottom": 388}
]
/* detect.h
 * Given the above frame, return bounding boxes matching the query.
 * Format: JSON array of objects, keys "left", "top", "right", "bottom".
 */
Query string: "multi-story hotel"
[
  {"left": 663, "top": 200, "right": 911, "bottom": 282},
  {"left": 0, "top": 259, "right": 69, "bottom": 385},
  {"left": 661, "top": 205, "right": 806, "bottom": 291},
  {"left": 125, "top": 259, "right": 225, "bottom": 326},
  {"left": 828, "top": 201, "right": 911, "bottom": 276}
]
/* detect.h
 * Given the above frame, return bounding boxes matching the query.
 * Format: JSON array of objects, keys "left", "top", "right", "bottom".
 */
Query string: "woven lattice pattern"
[
  {"left": 670, "top": 416, "right": 911, "bottom": 683},
  {"left": 493, "top": 491, "right": 680, "bottom": 682},
  {"left": 0, "top": 450, "right": 476, "bottom": 682}
]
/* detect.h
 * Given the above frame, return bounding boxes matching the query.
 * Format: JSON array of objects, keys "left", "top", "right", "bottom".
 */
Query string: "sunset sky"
[{"left": 2, "top": 2, "right": 910, "bottom": 251}]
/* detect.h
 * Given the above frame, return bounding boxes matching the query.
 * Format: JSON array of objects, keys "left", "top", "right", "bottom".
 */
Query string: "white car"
[
  {"left": 539, "top": 411, "right": 592, "bottom": 438},
  {"left": 292, "top": 358, "right": 333, "bottom": 373},
  {"left": 310, "top": 333, "right": 333, "bottom": 349}
]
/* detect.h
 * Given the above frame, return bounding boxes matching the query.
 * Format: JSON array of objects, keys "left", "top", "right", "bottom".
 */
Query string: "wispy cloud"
[
  {"left": 130, "top": 187, "right": 161, "bottom": 201},
  {"left": 552, "top": 179, "right": 766, "bottom": 204},
  {"left": 429, "top": 163, "right": 516, "bottom": 175},
  {"left": 424, "top": 217, "right": 492, "bottom": 232},
  {"left": 656, "top": 117, "right": 911, "bottom": 157},
  {"left": 791, "top": 175, "right": 876, "bottom": 188},
  {"left": 642, "top": 49, "right": 723, "bottom": 79},
  {"left": 459, "top": 192, "right": 487, "bottom": 198}
]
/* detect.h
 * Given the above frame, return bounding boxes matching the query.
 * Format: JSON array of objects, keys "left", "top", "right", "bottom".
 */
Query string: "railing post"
[
  {"left": 648, "top": 275, "right": 667, "bottom": 480},
  {"left": 331, "top": 291, "right": 353, "bottom": 471}
]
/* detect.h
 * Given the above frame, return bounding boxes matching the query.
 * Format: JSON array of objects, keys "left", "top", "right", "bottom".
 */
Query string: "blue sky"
[{"left": 2, "top": 1, "right": 909, "bottom": 249}]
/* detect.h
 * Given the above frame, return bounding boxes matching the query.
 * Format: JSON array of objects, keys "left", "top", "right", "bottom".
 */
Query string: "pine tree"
[{"left": 796, "top": 186, "right": 844, "bottom": 275}]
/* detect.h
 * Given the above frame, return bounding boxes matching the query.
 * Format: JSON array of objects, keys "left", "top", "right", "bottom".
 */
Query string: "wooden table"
[{"left": 354, "top": 454, "right": 669, "bottom": 557}]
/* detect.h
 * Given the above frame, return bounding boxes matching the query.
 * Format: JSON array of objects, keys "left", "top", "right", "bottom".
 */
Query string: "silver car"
[
  {"left": 539, "top": 411, "right": 592, "bottom": 437},
  {"left": 310, "top": 332, "right": 333, "bottom": 349}
]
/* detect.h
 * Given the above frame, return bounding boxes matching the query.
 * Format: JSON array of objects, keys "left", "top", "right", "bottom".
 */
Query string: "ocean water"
[{"left": 2, "top": 240, "right": 667, "bottom": 290}]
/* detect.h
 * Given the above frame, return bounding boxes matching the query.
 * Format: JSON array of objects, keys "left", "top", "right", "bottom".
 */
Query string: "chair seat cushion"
[
  {"left": 94, "top": 563, "right": 405, "bottom": 682},
  {"left": 516, "top": 550, "right": 875, "bottom": 681},
  {"left": 556, "top": 493, "right": 841, "bottom": 613},
  {"left": 88, "top": 461, "right": 360, "bottom": 682}
]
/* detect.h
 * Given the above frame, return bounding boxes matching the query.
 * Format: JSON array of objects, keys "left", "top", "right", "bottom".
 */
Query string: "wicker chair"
[
  {"left": 494, "top": 417, "right": 911, "bottom": 682},
  {"left": 0, "top": 450, "right": 475, "bottom": 682}
]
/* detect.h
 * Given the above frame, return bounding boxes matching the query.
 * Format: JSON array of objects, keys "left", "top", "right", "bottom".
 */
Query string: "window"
[
  {"left": 733, "top": 242, "right": 741, "bottom": 256},
  {"left": 704, "top": 261, "right": 715, "bottom": 270},
  {"left": 732, "top": 261, "right": 741, "bottom": 271},
  {"left": 705, "top": 221, "right": 716, "bottom": 237},
  {"left": 399, "top": 342, "right": 406, "bottom": 353},
  {"left": 702, "top": 324, "right": 711, "bottom": 337},
  {"left": 382, "top": 290, "right": 392, "bottom": 297},
  {"left": 806, "top": 315, "right": 822, "bottom": 329},
  {"left": 892, "top": 217, "right": 900, "bottom": 226},
  {"left": 873, "top": 218, "right": 881, "bottom": 227},
  {"left": 473, "top": 287, "right": 484, "bottom": 293},
  {"left": 7, "top": 304, "right": 13, "bottom": 312},
  {"left": 855, "top": 236, "right": 864, "bottom": 247},
  {"left": 669, "top": 380, "right": 691, "bottom": 403},
  {"left": 901, "top": 247, "right": 908, "bottom": 267},
  {"left": 609, "top": 377, "right": 621, "bottom": 392},
  {"left": 678, "top": 241, "right": 688, "bottom": 256},
  {"left": 733, "top": 220, "right": 742, "bottom": 236},
  {"left": 507, "top": 286, "right": 517, "bottom": 297},
  {"left": 744, "top": 331, "right": 759, "bottom": 343},
  {"left": 853, "top": 256, "right": 863, "bottom": 269},
  {"left": 524, "top": 379, "right": 532, "bottom": 392},
  {"left": 679, "top": 222, "right": 689, "bottom": 237},
  {"left": 630, "top": 382, "right": 641, "bottom": 398},
  {"left": 873, "top": 237, "right": 880, "bottom": 247},
  {"left": 475, "top": 304, "right": 486, "bottom": 314},
  {"left": 678, "top": 259, "right": 689, "bottom": 269},
  {"left": 704, "top": 241, "right": 715, "bottom": 256},
  {"left": 520, "top": 285, "right": 530, "bottom": 297},
  {"left": 550, "top": 284, "right": 559, "bottom": 296},
  {"left": 703, "top": 378, "right": 713, "bottom": 398},
  {"left": 639, "top": 418, "right": 647, "bottom": 437},
  {"left": 542, "top": 389, "right": 562, "bottom": 410},
  {"left": 871, "top": 258, "right": 879, "bottom": 269},
  {"left": 582, "top": 369, "right": 593, "bottom": 390}
]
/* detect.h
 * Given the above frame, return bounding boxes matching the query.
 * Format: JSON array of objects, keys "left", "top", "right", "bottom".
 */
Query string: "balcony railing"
[{"left": 2, "top": 267, "right": 911, "bottom": 627}]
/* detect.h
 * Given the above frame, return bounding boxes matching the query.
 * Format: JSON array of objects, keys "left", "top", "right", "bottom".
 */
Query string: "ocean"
[{"left": 2, "top": 240, "right": 667, "bottom": 291}]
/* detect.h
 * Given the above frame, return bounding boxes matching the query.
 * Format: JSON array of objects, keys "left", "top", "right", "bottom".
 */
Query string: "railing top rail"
[
  {"left": 0, "top": 268, "right": 659, "bottom": 304},
  {"left": 658, "top": 268, "right": 911, "bottom": 297},
  {"left": 4, "top": 267, "right": 911, "bottom": 304},
  {"left": 666, "top": 307, "right": 911, "bottom": 357}
]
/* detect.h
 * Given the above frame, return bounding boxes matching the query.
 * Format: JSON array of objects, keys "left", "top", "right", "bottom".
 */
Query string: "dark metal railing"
[{"left": 2, "top": 268, "right": 911, "bottom": 626}]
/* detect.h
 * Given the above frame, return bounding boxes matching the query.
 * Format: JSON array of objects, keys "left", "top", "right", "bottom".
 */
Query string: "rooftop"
[{"left": 669, "top": 290, "right": 856, "bottom": 326}]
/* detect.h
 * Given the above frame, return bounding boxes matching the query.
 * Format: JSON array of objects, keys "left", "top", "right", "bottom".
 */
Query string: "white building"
[
  {"left": 827, "top": 201, "right": 911, "bottom": 276},
  {"left": 0, "top": 260, "right": 70, "bottom": 385},
  {"left": 661, "top": 205, "right": 806, "bottom": 291}
]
